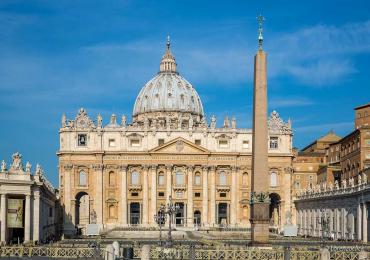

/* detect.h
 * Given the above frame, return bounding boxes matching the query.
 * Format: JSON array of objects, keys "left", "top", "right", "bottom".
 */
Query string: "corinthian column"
[
  {"left": 187, "top": 166, "right": 194, "bottom": 227},
  {"left": 210, "top": 166, "right": 216, "bottom": 226},
  {"left": 1, "top": 194, "right": 6, "bottom": 243},
  {"left": 120, "top": 165, "right": 128, "bottom": 226},
  {"left": 150, "top": 165, "right": 157, "bottom": 225},
  {"left": 202, "top": 166, "right": 209, "bottom": 227},
  {"left": 142, "top": 166, "right": 149, "bottom": 226},
  {"left": 94, "top": 164, "right": 104, "bottom": 225},
  {"left": 230, "top": 166, "right": 237, "bottom": 226},
  {"left": 166, "top": 165, "right": 172, "bottom": 205},
  {"left": 33, "top": 192, "right": 40, "bottom": 242}
]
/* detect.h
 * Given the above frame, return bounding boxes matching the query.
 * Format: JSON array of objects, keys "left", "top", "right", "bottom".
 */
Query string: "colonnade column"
[
  {"left": 312, "top": 210, "right": 317, "bottom": 236},
  {"left": 120, "top": 165, "right": 127, "bottom": 226},
  {"left": 24, "top": 194, "right": 31, "bottom": 243},
  {"left": 210, "top": 166, "right": 216, "bottom": 226},
  {"left": 202, "top": 166, "right": 209, "bottom": 227},
  {"left": 230, "top": 166, "right": 237, "bottom": 226},
  {"left": 317, "top": 209, "right": 321, "bottom": 237},
  {"left": 33, "top": 192, "right": 40, "bottom": 242},
  {"left": 150, "top": 165, "right": 157, "bottom": 226},
  {"left": 187, "top": 166, "right": 194, "bottom": 227},
  {"left": 357, "top": 203, "right": 362, "bottom": 241},
  {"left": 142, "top": 166, "right": 149, "bottom": 226},
  {"left": 362, "top": 203, "right": 367, "bottom": 243},
  {"left": 0, "top": 194, "right": 6, "bottom": 243}
]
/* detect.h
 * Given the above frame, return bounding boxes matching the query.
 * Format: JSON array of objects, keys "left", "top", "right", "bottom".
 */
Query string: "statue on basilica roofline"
[
  {"left": 36, "top": 163, "right": 43, "bottom": 176},
  {"left": 121, "top": 114, "right": 126, "bottom": 127},
  {"left": 61, "top": 113, "right": 67, "bottom": 128},
  {"left": 341, "top": 179, "right": 347, "bottom": 189},
  {"left": 231, "top": 117, "right": 236, "bottom": 129},
  {"left": 97, "top": 114, "right": 102, "bottom": 128},
  {"left": 25, "top": 161, "right": 32, "bottom": 173},
  {"left": 210, "top": 115, "right": 216, "bottom": 129},
  {"left": 0, "top": 160, "right": 6, "bottom": 172},
  {"left": 358, "top": 174, "right": 362, "bottom": 185},
  {"left": 223, "top": 116, "right": 230, "bottom": 128}
]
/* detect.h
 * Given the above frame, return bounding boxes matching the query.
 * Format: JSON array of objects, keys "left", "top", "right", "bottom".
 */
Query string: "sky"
[{"left": 0, "top": 0, "right": 369, "bottom": 186}]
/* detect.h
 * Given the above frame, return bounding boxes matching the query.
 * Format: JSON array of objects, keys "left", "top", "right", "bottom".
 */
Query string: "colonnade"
[{"left": 296, "top": 202, "right": 368, "bottom": 242}]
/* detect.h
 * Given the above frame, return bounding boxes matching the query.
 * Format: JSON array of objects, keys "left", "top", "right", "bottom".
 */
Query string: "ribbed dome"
[{"left": 133, "top": 37, "right": 204, "bottom": 120}]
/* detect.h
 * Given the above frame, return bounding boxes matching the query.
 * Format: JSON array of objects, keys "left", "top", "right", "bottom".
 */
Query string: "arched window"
[
  {"left": 158, "top": 172, "right": 165, "bottom": 186},
  {"left": 79, "top": 170, "right": 87, "bottom": 186},
  {"left": 219, "top": 171, "right": 227, "bottom": 186},
  {"left": 270, "top": 171, "right": 277, "bottom": 187},
  {"left": 109, "top": 171, "right": 115, "bottom": 187},
  {"left": 194, "top": 172, "right": 201, "bottom": 186},
  {"left": 242, "top": 173, "right": 248, "bottom": 187},
  {"left": 131, "top": 171, "right": 139, "bottom": 185},
  {"left": 176, "top": 171, "right": 184, "bottom": 185}
]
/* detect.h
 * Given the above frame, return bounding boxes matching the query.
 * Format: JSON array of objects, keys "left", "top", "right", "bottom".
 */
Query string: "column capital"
[
  {"left": 92, "top": 164, "right": 104, "bottom": 171},
  {"left": 187, "top": 165, "right": 194, "bottom": 172},
  {"left": 165, "top": 164, "right": 173, "bottom": 171},
  {"left": 209, "top": 166, "right": 216, "bottom": 172},
  {"left": 150, "top": 165, "right": 157, "bottom": 171},
  {"left": 119, "top": 165, "right": 128, "bottom": 172},
  {"left": 202, "top": 165, "right": 209, "bottom": 172},
  {"left": 63, "top": 164, "right": 73, "bottom": 171}
]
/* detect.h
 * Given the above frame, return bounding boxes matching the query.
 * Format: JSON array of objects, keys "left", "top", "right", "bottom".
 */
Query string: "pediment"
[{"left": 150, "top": 137, "right": 210, "bottom": 154}]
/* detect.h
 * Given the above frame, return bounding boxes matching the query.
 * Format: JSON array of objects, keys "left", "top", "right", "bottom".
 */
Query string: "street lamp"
[{"left": 154, "top": 204, "right": 166, "bottom": 246}]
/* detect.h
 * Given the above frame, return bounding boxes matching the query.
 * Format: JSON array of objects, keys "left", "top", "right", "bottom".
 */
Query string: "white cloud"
[
  {"left": 270, "top": 97, "right": 314, "bottom": 108},
  {"left": 295, "top": 121, "right": 353, "bottom": 133}
]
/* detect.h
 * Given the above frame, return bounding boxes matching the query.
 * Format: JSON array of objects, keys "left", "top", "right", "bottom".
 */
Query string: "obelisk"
[{"left": 250, "top": 15, "right": 270, "bottom": 243}]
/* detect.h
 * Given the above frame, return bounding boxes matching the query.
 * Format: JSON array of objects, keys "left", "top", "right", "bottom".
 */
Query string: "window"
[
  {"left": 176, "top": 171, "right": 184, "bottom": 185},
  {"left": 220, "top": 193, "right": 227, "bottom": 197},
  {"left": 195, "top": 192, "right": 201, "bottom": 197},
  {"left": 130, "top": 139, "right": 140, "bottom": 147},
  {"left": 194, "top": 173, "right": 201, "bottom": 186},
  {"left": 79, "top": 171, "right": 87, "bottom": 186},
  {"left": 109, "top": 139, "right": 116, "bottom": 147},
  {"left": 195, "top": 139, "right": 201, "bottom": 145},
  {"left": 269, "top": 137, "right": 278, "bottom": 149},
  {"left": 78, "top": 134, "right": 87, "bottom": 146},
  {"left": 158, "top": 192, "right": 165, "bottom": 197},
  {"left": 219, "top": 171, "right": 227, "bottom": 185},
  {"left": 158, "top": 173, "right": 165, "bottom": 186},
  {"left": 242, "top": 140, "right": 249, "bottom": 149},
  {"left": 131, "top": 192, "right": 139, "bottom": 197},
  {"left": 109, "top": 205, "right": 115, "bottom": 218},
  {"left": 270, "top": 171, "right": 277, "bottom": 187},
  {"left": 49, "top": 207, "right": 53, "bottom": 217},
  {"left": 365, "top": 139, "right": 370, "bottom": 147},
  {"left": 309, "top": 175, "right": 313, "bottom": 180},
  {"left": 158, "top": 139, "right": 165, "bottom": 146},
  {"left": 109, "top": 171, "right": 115, "bottom": 187},
  {"left": 176, "top": 191, "right": 183, "bottom": 198},
  {"left": 242, "top": 173, "right": 248, "bottom": 186},
  {"left": 131, "top": 171, "right": 139, "bottom": 185},
  {"left": 219, "top": 140, "right": 229, "bottom": 148}
]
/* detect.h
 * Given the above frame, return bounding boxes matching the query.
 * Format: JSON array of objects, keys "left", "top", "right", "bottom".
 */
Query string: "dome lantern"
[{"left": 159, "top": 36, "right": 177, "bottom": 73}]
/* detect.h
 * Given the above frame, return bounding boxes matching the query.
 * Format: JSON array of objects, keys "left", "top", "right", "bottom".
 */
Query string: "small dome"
[{"left": 133, "top": 37, "right": 204, "bottom": 120}]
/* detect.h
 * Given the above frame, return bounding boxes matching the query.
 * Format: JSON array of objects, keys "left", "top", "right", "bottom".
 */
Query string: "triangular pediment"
[{"left": 150, "top": 137, "right": 210, "bottom": 154}]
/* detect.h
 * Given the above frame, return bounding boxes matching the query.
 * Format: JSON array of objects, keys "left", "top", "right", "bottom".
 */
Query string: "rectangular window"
[
  {"left": 78, "top": 134, "right": 87, "bottom": 146},
  {"left": 131, "top": 192, "right": 139, "bottom": 197},
  {"left": 219, "top": 140, "right": 229, "bottom": 148},
  {"left": 108, "top": 139, "right": 116, "bottom": 147},
  {"left": 194, "top": 175, "right": 201, "bottom": 186},
  {"left": 195, "top": 192, "right": 201, "bottom": 197},
  {"left": 158, "top": 139, "right": 165, "bottom": 146},
  {"left": 176, "top": 191, "right": 182, "bottom": 198},
  {"left": 269, "top": 137, "right": 278, "bottom": 149},
  {"left": 195, "top": 139, "right": 201, "bottom": 145},
  {"left": 176, "top": 172, "right": 184, "bottom": 185},
  {"left": 158, "top": 192, "right": 165, "bottom": 197},
  {"left": 158, "top": 175, "right": 165, "bottom": 186},
  {"left": 220, "top": 193, "right": 227, "bottom": 197},
  {"left": 242, "top": 140, "right": 249, "bottom": 149},
  {"left": 130, "top": 139, "right": 140, "bottom": 147},
  {"left": 49, "top": 208, "right": 53, "bottom": 218}
]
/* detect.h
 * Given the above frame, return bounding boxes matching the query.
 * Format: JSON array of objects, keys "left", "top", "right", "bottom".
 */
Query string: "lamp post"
[{"left": 154, "top": 204, "right": 166, "bottom": 246}]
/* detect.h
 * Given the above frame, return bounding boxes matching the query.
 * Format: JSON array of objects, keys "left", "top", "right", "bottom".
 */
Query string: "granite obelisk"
[{"left": 250, "top": 15, "right": 270, "bottom": 243}]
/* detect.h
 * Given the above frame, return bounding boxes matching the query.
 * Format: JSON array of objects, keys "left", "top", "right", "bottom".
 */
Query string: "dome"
[{"left": 133, "top": 37, "right": 204, "bottom": 122}]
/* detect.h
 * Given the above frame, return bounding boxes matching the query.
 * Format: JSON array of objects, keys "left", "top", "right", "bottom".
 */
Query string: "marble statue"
[
  {"left": 223, "top": 116, "right": 230, "bottom": 128},
  {"left": 358, "top": 174, "right": 362, "bottom": 185},
  {"left": 334, "top": 180, "right": 339, "bottom": 189},
  {"left": 0, "top": 160, "right": 6, "bottom": 172},
  {"left": 25, "top": 161, "right": 32, "bottom": 173},
  {"left": 121, "top": 114, "right": 126, "bottom": 127},
  {"left": 342, "top": 179, "right": 347, "bottom": 188},
  {"left": 210, "top": 115, "right": 216, "bottom": 129},
  {"left": 349, "top": 177, "right": 354, "bottom": 187},
  {"left": 61, "top": 113, "right": 67, "bottom": 128},
  {"left": 231, "top": 117, "right": 236, "bottom": 129},
  {"left": 36, "top": 163, "right": 42, "bottom": 175},
  {"left": 362, "top": 173, "right": 367, "bottom": 184},
  {"left": 97, "top": 114, "right": 102, "bottom": 128}
]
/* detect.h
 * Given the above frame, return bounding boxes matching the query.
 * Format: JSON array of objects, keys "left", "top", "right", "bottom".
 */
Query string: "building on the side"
[
  {"left": 58, "top": 39, "right": 294, "bottom": 237},
  {"left": 294, "top": 103, "right": 370, "bottom": 243},
  {"left": 0, "top": 152, "right": 58, "bottom": 244}
]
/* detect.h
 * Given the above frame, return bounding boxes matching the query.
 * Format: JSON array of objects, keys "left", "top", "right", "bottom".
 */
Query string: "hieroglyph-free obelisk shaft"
[{"left": 250, "top": 15, "right": 270, "bottom": 243}]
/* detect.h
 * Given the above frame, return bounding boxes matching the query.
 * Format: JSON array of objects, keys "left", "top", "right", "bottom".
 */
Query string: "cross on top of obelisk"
[{"left": 257, "top": 14, "right": 265, "bottom": 50}]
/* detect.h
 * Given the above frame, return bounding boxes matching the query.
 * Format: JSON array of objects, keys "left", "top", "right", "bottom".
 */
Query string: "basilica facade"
[{"left": 58, "top": 39, "right": 294, "bottom": 236}]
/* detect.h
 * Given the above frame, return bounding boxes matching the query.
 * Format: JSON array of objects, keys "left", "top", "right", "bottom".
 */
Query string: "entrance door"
[
  {"left": 175, "top": 203, "right": 185, "bottom": 226},
  {"left": 130, "top": 203, "right": 140, "bottom": 225},
  {"left": 218, "top": 203, "right": 228, "bottom": 226},
  {"left": 194, "top": 210, "right": 201, "bottom": 226}
]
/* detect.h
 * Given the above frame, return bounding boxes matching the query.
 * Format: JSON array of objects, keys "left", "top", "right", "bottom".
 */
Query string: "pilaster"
[
  {"left": 202, "top": 166, "right": 209, "bottom": 227},
  {"left": 187, "top": 166, "right": 194, "bottom": 227}
]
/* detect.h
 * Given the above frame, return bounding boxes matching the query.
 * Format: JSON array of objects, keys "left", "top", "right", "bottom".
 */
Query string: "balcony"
[{"left": 128, "top": 184, "right": 142, "bottom": 191}]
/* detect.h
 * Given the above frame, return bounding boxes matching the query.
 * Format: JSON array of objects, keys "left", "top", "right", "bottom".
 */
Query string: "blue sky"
[{"left": 0, "top": 0, "right": 369, "bottom": 186}]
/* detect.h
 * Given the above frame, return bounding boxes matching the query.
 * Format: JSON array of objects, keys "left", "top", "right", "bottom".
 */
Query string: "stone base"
[
  {"left": 250, "top": 202, "right": 270, "bottom": 243},
  {"left": 283, "top": 225, "right": 297, "bottom": 237},
  {"left": 86, "top": 224, "right": 100, "bottom": 236}
]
